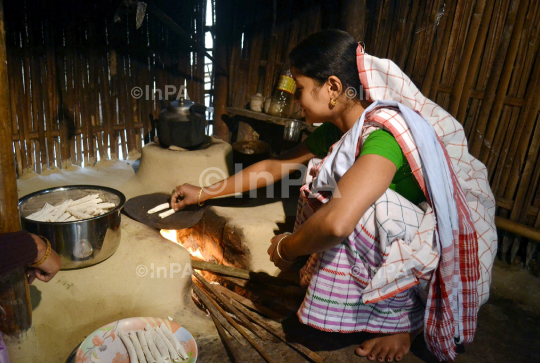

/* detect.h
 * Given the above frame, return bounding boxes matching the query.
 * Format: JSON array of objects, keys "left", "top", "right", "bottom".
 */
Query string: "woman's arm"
[
  {"left": 0, "top": 231, "right": 61, "bottom": 282},
  {"left": 0, "top": 231, "right": 38, "bottom": 275},
  {"left": 172, "top": 140, "right": 316, "bottom": 210},
  {"left": 269, "top": 154, "right": 396, "bottom": 267}
]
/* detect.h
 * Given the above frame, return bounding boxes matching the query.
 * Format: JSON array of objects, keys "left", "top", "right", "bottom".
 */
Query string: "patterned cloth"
[
  {"left": 296, "top": 179, "right": 439, "bottom": 334},
  {"left": 357, "top": 46, "right": 496, "bottom": 360},
  {"left": 293, "top": 46, "right": 497, "bottom": 362}
]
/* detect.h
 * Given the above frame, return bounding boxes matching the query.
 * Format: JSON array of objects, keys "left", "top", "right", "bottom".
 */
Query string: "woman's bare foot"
[{"left": 355, "top": 328, "right": 422, "bottom": 362}]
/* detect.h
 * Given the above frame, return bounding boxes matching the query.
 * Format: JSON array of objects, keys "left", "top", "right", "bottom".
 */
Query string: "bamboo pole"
[
  {"left": 500, "top": 51, "right": 540, "bottom": 199},
  {"left": 456, "top": 0, "right": 496, "bottom": 123},
  {"left": 469, "top": 0, "right": 523, "bottom": 157},
  {"left": 410, "top": 0, "right": 440, "bottom": 82},
  {"left": 488, "top": 2, "right": 540, "bottom": 185},
  {"left": 496, "top": 216, "right": 540, "bottom": 242},
  {"left": 404, "top": 0, "right": 427, "bottom": 76},
  {"left": 0, "top": 0, "right": 32, "bottom": 337},
  {"left": 509, "top": 112, "right": 540, "bottom": 222},
  {"left": 448, "top": 0, "right": 487, "bottom": 118},
  {"left": 478, "top": 0, "right": 531, "bottom": 163},
  {"left": 428, "top": 0, "right": 457, "bottom": 100},
  {"left": 421, "top": 0, "right": 452, "bottom": 96}
]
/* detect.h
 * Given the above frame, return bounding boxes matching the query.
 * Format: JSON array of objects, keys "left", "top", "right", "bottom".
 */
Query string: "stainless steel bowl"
[
  {"left": 19, "top": 185, "right": 126, "bottom": 270},
  {"left": 283, "top": 119, "right": 306, "bottom": 142}
]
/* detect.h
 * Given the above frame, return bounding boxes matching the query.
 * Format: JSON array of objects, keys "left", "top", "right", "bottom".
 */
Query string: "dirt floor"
[{"left": 191, "top": 259, "right": 540, "bottom": 363}]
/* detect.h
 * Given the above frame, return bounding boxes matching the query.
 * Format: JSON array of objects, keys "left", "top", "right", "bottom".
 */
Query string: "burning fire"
[{"left": 160, "top": 229, "right": 205, "bottom": 260}]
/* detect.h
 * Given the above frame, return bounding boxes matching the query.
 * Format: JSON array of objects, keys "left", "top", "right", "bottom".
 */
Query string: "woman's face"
[{"left": 291, "top": 69, "right": 334, "bottom": 124}]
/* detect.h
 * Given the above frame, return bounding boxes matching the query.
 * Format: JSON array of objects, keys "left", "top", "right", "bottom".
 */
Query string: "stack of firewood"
[{"left": 191, "top": 261, "right": 324, "bottom": 363}]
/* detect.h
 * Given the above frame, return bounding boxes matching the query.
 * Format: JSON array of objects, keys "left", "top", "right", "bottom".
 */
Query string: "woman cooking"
[{"left": 171, "top": 30, "right": 497, "bottom": 362}]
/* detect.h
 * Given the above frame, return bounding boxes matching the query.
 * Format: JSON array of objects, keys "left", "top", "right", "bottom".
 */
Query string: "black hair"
[{"left": 289, "top": 29, "right": 361, "bottom": 101}]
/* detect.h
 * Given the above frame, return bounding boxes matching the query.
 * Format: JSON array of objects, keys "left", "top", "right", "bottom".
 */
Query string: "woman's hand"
[
  {"left": 267, "top": 233, "right": 297, "bottom": 271},
  {"left": 27, "top": 234, "right": 61, "bottom": 284},
  {"left": 171, "top": 184, "right": 201, "bottom": 211}
]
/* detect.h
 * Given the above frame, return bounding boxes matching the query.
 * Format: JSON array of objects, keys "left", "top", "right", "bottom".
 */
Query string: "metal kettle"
[{"left": 157, "top": 97, "right": 208, "bottom": 149}]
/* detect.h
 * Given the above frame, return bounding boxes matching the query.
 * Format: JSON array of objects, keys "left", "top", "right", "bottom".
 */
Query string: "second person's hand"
[{"left": 171, "top": 183, "right": 202, "bottom": 211}]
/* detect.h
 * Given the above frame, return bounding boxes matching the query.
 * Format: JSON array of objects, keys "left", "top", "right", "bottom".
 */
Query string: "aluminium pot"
[
  {"left": 18, "top": 185, "right": 126, "bottom": 269},
  {"left": 157, "top": 98, "right": 208, "bottom": 149}
]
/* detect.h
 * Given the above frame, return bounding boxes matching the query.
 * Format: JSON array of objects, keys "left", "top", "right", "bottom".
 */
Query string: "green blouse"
[{"left": 305, "top": 122, "right": 426, "bottom": 205}]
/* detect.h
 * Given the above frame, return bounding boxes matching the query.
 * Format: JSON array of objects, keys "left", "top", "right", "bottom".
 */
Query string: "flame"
[{"left": 160, "top": 229, "right": 205, "bottom": 260}]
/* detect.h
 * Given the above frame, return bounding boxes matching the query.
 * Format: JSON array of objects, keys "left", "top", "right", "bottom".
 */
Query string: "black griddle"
[{"left": 124, "top": 193, "right": 250, "bottom": 230}]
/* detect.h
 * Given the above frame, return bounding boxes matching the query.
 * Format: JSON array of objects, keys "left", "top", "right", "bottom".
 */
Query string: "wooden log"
[
  {"left": 191, "top": 260, "right": 299, "bottom": 287},
  {"left": 0, "top": 0, "right": 31, "bottom": 336},
  {"left": 479, "top": 0, "right": 531, "bottom": 163},
  {"left": 228, "top": 298, "right": 324, "bottom": 363},
  {"left": 193, "top": 281, "right": 277, "bottom": 363},
  {"left": 192, "top": 283, "right": 246, "bottom": 346},
  {"left": 193, "top": 271, "right": 268, "bottom": 341},
  {"left": 214, "top": 284, "right": 285, "bottom": 322},
  {"left": 210, "top": 313, "right": 243, "bottom": 363}
]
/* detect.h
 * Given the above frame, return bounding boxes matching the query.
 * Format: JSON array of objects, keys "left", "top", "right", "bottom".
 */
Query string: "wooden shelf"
[{"left": 226, "top": 107, "right": 317, "bottom": 132}]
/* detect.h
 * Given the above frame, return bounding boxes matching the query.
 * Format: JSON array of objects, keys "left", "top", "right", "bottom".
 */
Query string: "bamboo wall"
[
  {"left": 225, "top": 0, "right": 540, "bottom": 266},
  {"left": 6, "top": 0, "right": 206, "bottom": 175}
]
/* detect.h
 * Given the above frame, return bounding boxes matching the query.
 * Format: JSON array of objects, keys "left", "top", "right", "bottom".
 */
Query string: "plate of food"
[{"left": 74, "top": 317, "right": 197, "bottom": 363}]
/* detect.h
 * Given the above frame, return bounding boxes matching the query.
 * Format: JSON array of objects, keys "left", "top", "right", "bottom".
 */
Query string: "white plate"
[{"left": 74, "top": 316, "right": 197, "bottom": 363}]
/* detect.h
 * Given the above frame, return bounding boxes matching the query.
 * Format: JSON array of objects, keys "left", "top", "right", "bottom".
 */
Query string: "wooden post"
[
  {"left": 212, "top": 0, "right": 232, "bottom": 142},
  {"left": 0, "top": 0, "right": 32, "bottom": 337}
]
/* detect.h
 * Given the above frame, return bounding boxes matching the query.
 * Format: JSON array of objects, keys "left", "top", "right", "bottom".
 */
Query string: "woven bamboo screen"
[
  {"left": 225, "top": 0, "right": 540, "bottom": 264},
  {"left": 6, "top": 0, "right": 206, "bottom": 175}
]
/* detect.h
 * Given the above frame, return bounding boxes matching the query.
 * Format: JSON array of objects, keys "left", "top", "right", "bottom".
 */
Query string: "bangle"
[
  {"left": 197, "top": 187, "right": 205, "bottom": 206},
  {"left": 276, "top": 232, "right": 298, "bottom": 263},
  {"left": 30, "top": 236, "right": 52, "bottom": 268}
]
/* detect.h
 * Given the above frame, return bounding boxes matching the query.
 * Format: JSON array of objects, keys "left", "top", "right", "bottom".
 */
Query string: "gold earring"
[{"left": 330, "top": 98, "right": 337, "bottom": 107}]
